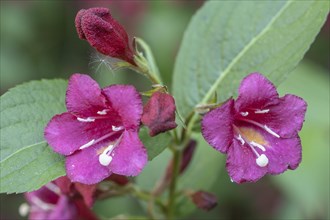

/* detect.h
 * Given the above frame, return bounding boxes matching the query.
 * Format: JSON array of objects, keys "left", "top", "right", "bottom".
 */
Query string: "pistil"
[
  {"left": 98, "top": 134, "right": 123, "bottom": 166},
  {"left": 99, "top": 144, "right": 115, "bottom": 166},
  {"left": 233, "top": 125, "right": 269, "bottom": 167}
]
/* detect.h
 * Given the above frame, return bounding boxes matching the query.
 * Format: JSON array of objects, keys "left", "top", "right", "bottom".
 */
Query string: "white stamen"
[
  {"left": 256, "top": 154, "right": 269, "bottom": 167},
  {"left": 250, "top": 141, "right": 266, "bottom": 152},
  {"left": 99, "top": 154, "right": 113, "bottom": 166},
  {"left": 238, "top": 118, "right": 281, "bottom": 139},
  {"left": 264, "top": 125, "right": 280, "bottom": 138},
  {"left": 77, "top": 117, "right": 95, "bottom": 122},
  {"left": 45, "top": 182, "right": 61, "bottom": 195},
  {"left": 255, "top": 109, "right": 269, "bottom": 114},
  {"left": 97, "top": 110, "right": 108, "bottom": 115},
  {"left": 236, "top": 134, "right": 245, "bottom": 145},
  {"left": 99, "top": 144, "right": 116, "bottom": 166},
  {"left": 19, "top": 203, "right": 30, "bottom": 217},
  {"left": 230, "top": 178, "right": 234, "bottom": 183},
  {"left": 31, "top": 196, "right": 55, "bottom": 211},
  {"left": 79, "top": 139, "right": 95, "bottom": 150},
  {"left": 240, "top": 112, "right": 249, "bottom": 116},
  {"left": 112, "top": 125, "right": 124, "bottom": 131}
]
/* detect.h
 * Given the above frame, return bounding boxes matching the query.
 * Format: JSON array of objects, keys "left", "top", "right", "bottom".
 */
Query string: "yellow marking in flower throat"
[{"left": 239, "top": 127, "right": 268, "bottom": 146}]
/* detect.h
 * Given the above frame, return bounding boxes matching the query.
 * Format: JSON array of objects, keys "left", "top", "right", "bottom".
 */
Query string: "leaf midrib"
[
  {"left": 0, "top": 141, "right": 47, "bottom": 163},
  {"left": 200, "top": 0, "right": 292, "bottom": 106},
  {"left": 185, "top": 0, "right": 293, "bottom": 133}
]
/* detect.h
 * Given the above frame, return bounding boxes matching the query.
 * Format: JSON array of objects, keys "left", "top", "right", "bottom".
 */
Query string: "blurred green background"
[{"left": 0, "top": 1, "right": 329, "bottom": 220}]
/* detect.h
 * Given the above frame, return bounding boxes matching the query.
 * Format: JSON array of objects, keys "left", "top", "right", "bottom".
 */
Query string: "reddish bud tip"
[
  {"left": 75, "top": 7, "right": 135, "bottom": 65},
  {"left": 141, "top": 92, "right": 177, "bottom": 136},
  {"left": 191, "top": 191, "right": 218, "bottom": 211}
]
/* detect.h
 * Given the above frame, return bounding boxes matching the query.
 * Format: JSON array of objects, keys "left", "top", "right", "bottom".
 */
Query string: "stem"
[
  {"left": 167, "top": 147, "right": 182, "bottom": 219},
  {"left": 135, "top": 38, "right": 161, "bottom": 80},
  {"left": 130, "top": 63, "right": 160, "bottom": 85},
  {"left": 133, "top": 37, "right": 162, "bottom": 85}
]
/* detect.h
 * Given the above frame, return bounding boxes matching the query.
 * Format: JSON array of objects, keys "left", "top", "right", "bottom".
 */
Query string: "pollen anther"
[
  {"left": 236, "top": 134, "right": 245, "bottom": 145},
  {"left": 77, "top": 117, "right": 95, "bottom": 122},
  {"left": 240, "top": 112, "right": 249, "bottom": 116},
  {"left": 112, "top": 125, "right": 124, "bottom": 131},
  {"left": 255, "top": 109, "right": 269, "bottom": 114},
  {"left": 97, "top": 109, "right": 108, "bottom": 115}
]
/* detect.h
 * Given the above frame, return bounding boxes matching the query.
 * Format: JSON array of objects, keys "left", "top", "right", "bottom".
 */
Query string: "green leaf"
[
  {"left": 139, "top": 127, "right": 171, "bottom": 161},
  {"left": 0, "top": 79, "right": 67, "bottom": 193},
  {"left": 173, "top": 0, "right": 329, "bottom": 119}
]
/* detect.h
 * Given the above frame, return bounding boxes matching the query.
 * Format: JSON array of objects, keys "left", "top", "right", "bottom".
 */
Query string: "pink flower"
[
  {"left": 202, "top": 73, "right": 307, "bottom": 183},
  {"left": 23, "top": 176, "right": 98, "bottom": 220},
  {"left": 45, "top": 74, "right": 147, "bottom": 184},
  {"left": 75, "top": 7, "right": 135, "bottom": 65}
]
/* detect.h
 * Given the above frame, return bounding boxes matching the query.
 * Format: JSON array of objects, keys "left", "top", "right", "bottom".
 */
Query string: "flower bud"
[
  {"left": 75, "top": 7, "right": 135, "bottom": 65},
  {"left": 190, "top": 191, "right": 218, "bottom": 211},
  {"left": 141, "top": 92, "right": 177, "bottom": 136}
]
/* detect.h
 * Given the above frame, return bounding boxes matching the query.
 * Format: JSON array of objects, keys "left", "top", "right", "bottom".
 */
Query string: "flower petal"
[
  {"left": 109, "top": 131, "right": 147, "bottom": 176},
  {"left": 264, "top": 135, "right": 302, "bottom": 174},
  {"left": 54, "top": 176, "right": 72, "bottom": 195},
  {"left": 45, "top": 112, "right": 115, "bottom": 156},
  {"left": 102, "top": 85, "right": 143, "bottom": 130},
  {"left": 25, "top": 186, "right": 59, "bottom": 205},
  {"left": 48, "top": 196, "right": 77, "bottom": 220},
  {"left": 66, "top": 144, "right": 111, "bottom": 184},
  {"left": 235, "top": 73, "right": 279, "bottom": 111},
  {"left": 201, "top": 99, "right": 235, "bottom": 153},
  {"left": 226, "top": 140, "right": 268, "bottom": 183},
  {"left": 74, "top": 183, "right": 97, "bottom": 207},
  {"left": 256, "top": 95, "right": 307, "bottom": 138},
  {"left": 66, "top": 74, "right": 107, "bottom": 117}
]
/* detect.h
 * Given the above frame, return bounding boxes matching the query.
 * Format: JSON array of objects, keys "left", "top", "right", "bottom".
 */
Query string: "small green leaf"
[
  {"left": 173, "top": 0, "right": 329, "bottom": 119},
  {"left": 139, "top": 127, "right": 171, "bottom": 161},
  {"left": 0, "top": 79, "right": 67, "bottom": 193}
]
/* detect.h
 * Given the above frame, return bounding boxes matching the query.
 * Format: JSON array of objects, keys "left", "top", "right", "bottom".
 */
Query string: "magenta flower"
[
  {"left": 45, "top": 74, "right": 147, "bottom": 184},
  {"left": 22, "top": 177, "right": 98, "bottom": 220},
  {"left": 201, "top": 73, "right": 307, "bottom": 183},
  {"left": 75, "top": 7, "right": 135, "bottom": 65}
]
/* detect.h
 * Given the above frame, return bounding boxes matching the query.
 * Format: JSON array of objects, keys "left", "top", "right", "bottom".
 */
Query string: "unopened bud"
[
  {"left": 190, "top": 190, "right": 218, "bottom": 211},
  {"left": 141, "top": 92, "right": 177, "bottom": 136},
  {"left": 75, "top": 7, "right": 135, "bottom": 65}
]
